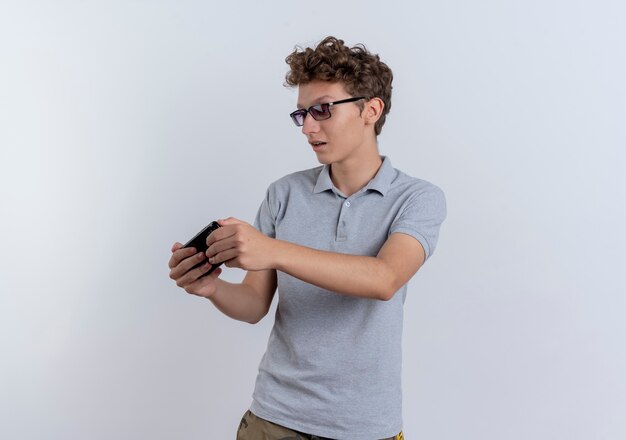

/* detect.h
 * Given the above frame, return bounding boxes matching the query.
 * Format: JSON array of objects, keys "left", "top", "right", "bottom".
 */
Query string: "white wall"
[{"left": 1, "top": 1, "right": 624, "bottom": 439}]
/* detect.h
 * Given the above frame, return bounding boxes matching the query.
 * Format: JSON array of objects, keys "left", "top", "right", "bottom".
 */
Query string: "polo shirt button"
[{"left": 345, "top": 201, "right": 351, "bottom": 207}]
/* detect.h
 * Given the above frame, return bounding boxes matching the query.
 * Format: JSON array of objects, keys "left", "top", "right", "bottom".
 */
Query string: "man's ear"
[{"left": 363, "top": 97, "right": 384, "bottom": 126}]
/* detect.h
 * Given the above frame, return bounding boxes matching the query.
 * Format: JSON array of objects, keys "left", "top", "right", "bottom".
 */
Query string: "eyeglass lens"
[{"left": 291, "top": 104, "right": 331, "bottom": 126}]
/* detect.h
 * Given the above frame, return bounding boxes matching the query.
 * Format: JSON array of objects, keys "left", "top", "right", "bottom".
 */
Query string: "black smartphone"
[{"left": 183, "top": 221, "right": 222, "bottom": 276}]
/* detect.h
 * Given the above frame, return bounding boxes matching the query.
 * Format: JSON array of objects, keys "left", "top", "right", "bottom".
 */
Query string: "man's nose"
[{"left": 301, "top": 113, "right": 320, "bottom": 135}]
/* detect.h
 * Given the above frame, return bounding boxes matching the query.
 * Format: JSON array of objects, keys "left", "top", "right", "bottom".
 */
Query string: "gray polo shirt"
[{"left": 250, "top": 156, "right": 446, "bottom": 439}]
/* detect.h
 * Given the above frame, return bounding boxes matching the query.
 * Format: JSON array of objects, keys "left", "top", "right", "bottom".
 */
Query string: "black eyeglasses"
[{"left": 289, "top": 96, "right": 367, "bottom": 126}]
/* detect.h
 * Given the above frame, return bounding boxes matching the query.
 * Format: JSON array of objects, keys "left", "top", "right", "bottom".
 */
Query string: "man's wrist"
[{"left": 269, "top": 238, "right": 288, "bottom": 272}]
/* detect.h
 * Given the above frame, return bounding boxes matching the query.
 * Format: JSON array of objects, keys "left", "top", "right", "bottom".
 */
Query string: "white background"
[{"left": 1, "top": 1, "right": 624, "bottom": 439}]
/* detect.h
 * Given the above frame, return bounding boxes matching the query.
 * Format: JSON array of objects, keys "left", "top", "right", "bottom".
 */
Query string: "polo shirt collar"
[
  {"left": 365, "top": 156, "right": 395, "bottom": 196},
  {"left": 313, "top": 156, "right": 395, "bottom": 196}
]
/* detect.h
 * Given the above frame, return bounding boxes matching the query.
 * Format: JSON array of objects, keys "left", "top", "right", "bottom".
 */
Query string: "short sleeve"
[
  {"left": 253, "top": 183, "right": 278, "bottom": 238},
  {"left": 389, "top": 184, "right": 447, "bottom": 260}
]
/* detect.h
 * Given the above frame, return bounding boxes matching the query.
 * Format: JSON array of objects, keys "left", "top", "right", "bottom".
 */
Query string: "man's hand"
[
  {"left": 207, "top": 217, "right": 275, "bottom": 271},
  {"left": 168, "top": 242, "right": 223, "bottom": 298}
]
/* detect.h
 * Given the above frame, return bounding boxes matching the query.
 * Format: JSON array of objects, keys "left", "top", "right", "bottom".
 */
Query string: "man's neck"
[{"left": 329, "top": 150, "right": 383, "bottom": 197}]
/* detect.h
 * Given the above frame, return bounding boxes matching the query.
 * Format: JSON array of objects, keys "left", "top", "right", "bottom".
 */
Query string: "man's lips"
[{"left": 310, "top": 140, "right": 327, "bottom": 149}]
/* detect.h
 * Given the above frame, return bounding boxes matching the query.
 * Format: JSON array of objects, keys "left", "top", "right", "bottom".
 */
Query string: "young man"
[{"left": 169, "top": 36, "right": 446, "bottom": 440}]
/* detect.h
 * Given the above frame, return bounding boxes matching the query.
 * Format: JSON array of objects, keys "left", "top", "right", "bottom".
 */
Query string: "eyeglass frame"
[{"left": 289, "top": 96, "right": 368, "bottom": 127}]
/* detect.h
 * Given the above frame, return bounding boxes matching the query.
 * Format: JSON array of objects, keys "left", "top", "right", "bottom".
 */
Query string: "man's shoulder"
[
  {"left": 390, "top": 165, "right": 445, "bottom": 198},
  {"left": 268, "top": 165, "right": 324, "bottom": 192}
]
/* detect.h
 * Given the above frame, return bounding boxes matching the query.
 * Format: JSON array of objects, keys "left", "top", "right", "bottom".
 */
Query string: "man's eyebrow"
[{"left": 296, "top": 95, "right": 335, "bottom": 109}]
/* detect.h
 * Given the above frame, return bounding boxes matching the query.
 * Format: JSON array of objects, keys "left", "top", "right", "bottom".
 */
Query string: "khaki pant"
[{"left": 236, "top": 410, "right": 403, "bottom": 440}]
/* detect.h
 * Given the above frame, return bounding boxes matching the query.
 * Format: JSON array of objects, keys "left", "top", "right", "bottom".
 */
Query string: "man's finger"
[
  {"left": 171, "top": 242, "right": 183, "bottom": 252},
  {"left": 184, "top": 266, "right": 222, "bottom": 293},
  {"left": 169, "top": 246, "right": 198, "bottom": 269},
  {"left": 207, "top": 224, "right": 238, "bottom": 246},
  {"left": 210, "top": 248, "right": 238, "bottom": 266},
  {"left": 217, "top": 217, "right": 245, "bottom": 226}
]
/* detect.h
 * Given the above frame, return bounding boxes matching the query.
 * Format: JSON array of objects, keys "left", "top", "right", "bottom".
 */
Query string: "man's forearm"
[
  {"left": 208, "top": 279, "right": 271, "bottom": 324},
  {"left": 271, "top": 240, "right": 396, "bottom": 301}
]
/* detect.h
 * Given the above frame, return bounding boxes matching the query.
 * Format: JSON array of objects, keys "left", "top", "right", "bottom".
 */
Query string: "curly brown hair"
[{"left": 285, "top": 36, "right": 393, "bottom": 136}]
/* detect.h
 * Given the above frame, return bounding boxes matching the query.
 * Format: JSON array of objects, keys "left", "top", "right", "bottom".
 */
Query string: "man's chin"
[{"left": 313, "top": 150, "right": 332, "bottom": 165}]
